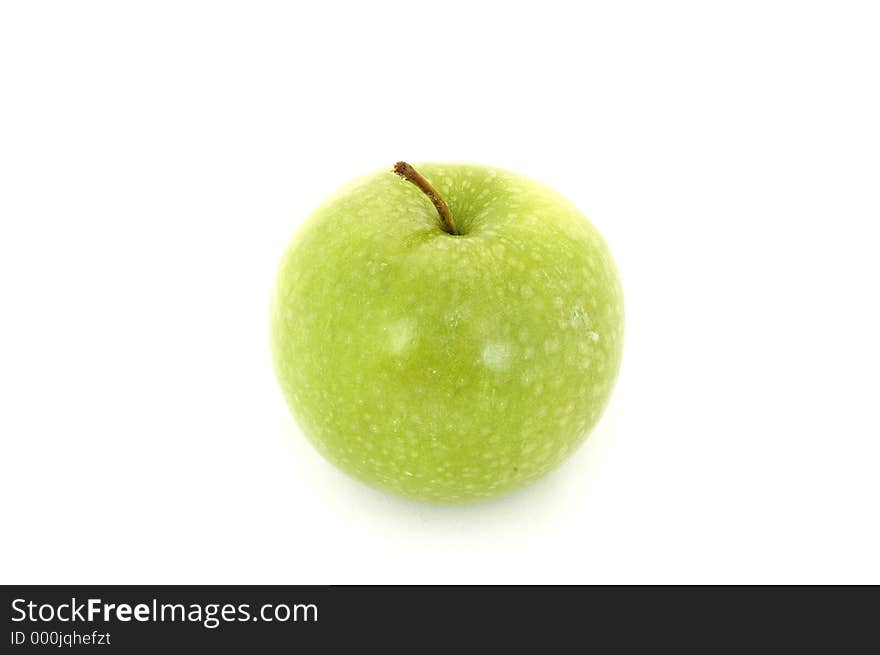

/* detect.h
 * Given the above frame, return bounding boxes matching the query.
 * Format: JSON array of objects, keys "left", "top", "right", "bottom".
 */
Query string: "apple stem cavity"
[{"left": 393, "top": 162, "right": 459, "bottom": 235}]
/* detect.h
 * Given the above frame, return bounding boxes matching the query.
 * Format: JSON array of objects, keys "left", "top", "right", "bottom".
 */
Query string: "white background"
[{"left": 2, "top": 1, "right": 878, "bottom": 584}]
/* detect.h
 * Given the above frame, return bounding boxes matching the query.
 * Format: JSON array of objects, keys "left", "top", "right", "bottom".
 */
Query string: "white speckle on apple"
[
  {"left": 385, "top": 317, "right": 417, "bottom": 355},
  {"left": 543, "top": 338, "right": 560, "bottom": 354},
  {"left": 481, "top": 341, "right": 511, "bottom": 371}
]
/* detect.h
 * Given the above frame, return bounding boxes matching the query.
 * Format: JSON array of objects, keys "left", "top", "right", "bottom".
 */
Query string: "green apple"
[{"left": 270, "top": 162, "right": 624, "bottom": 503}]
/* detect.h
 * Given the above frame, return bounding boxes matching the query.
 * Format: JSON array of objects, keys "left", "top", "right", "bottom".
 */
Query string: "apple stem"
[{"left": 393, "top": 162, "right": 459, "bottom": 235}]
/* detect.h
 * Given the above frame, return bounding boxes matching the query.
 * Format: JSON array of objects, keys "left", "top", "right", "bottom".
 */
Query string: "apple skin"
[{"left": 270, "top": 163, "right": 623, "bottom": 503}]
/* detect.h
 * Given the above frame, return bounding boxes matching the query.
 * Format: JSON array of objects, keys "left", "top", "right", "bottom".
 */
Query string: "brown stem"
[{"left": 393, "top": 162, "right": 458, "bottom": 235}]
